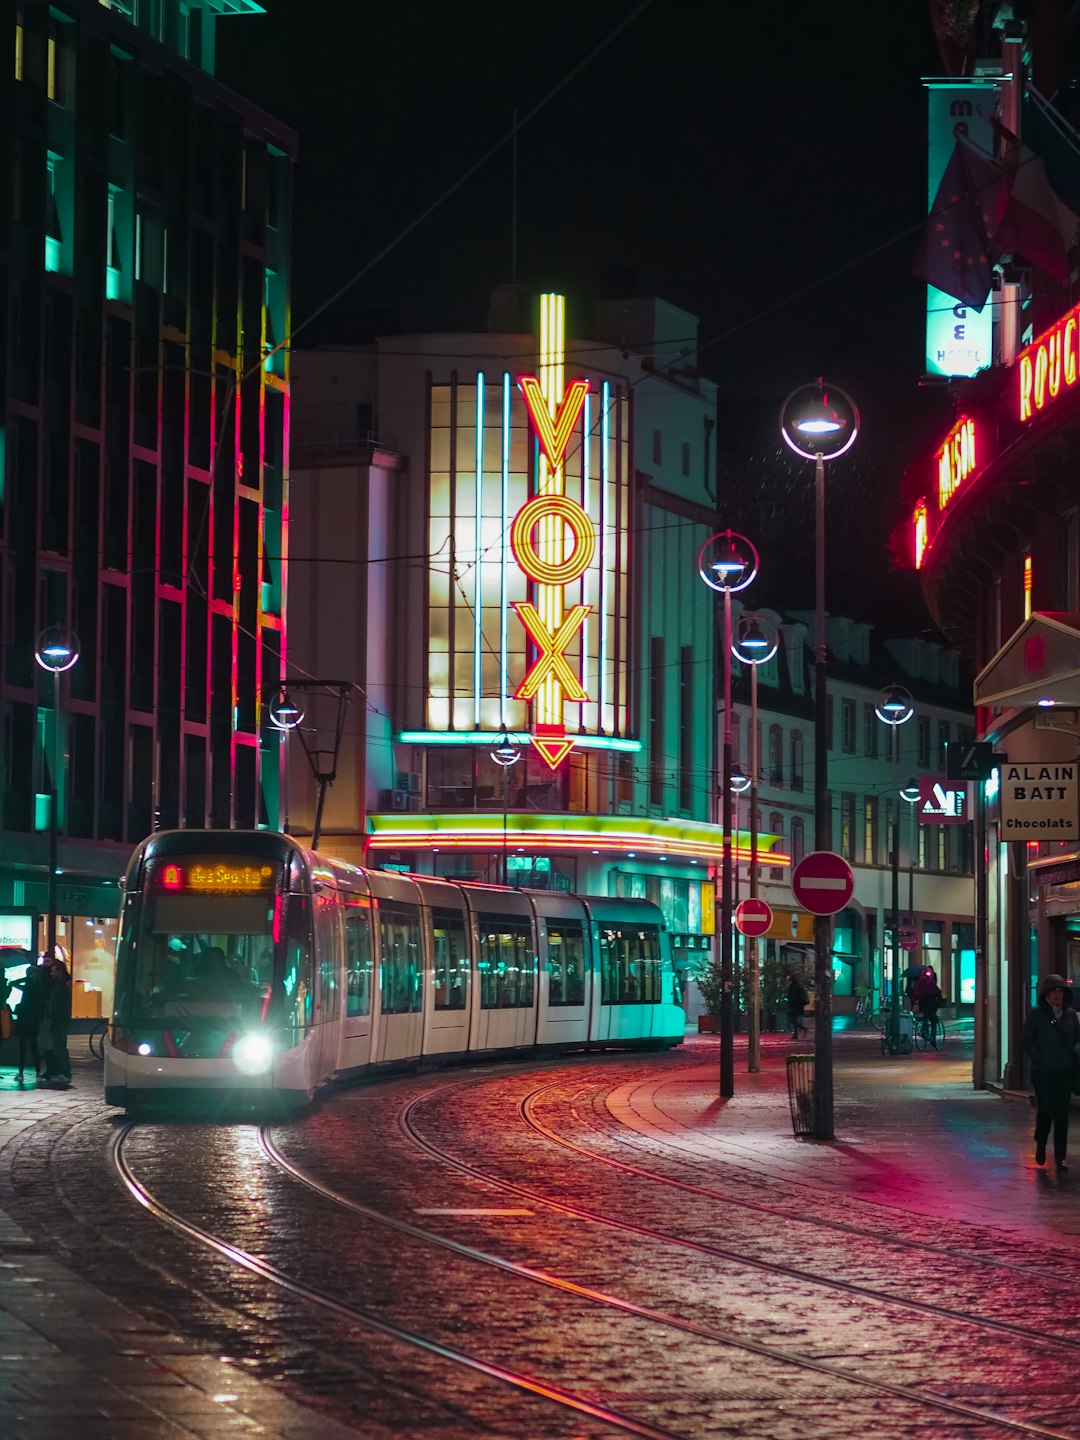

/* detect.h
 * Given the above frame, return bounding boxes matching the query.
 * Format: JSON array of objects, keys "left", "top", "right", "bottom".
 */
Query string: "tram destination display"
[{"left": 1000, "top": 760, "right": 1080, "bottom": 841}]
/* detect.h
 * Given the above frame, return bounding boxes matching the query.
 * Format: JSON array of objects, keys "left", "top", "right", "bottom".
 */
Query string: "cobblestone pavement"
[{"left": 0, "top": 1031, "right": 1077, "bottom": 1439}]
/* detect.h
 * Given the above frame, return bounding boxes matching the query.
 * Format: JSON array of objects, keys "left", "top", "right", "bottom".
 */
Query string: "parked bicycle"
[
  {"left": 88, "top": 1018, "right": 109, "bottom": 1061},
  {"left": 854, "top": 989, "right": 874, "bottom": 1025}
]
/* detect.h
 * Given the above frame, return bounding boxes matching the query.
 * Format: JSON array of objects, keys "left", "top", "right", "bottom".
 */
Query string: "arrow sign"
[
  {"left": 791, "top": 851, "right": 855, "bottom": 917},
  {"left": 735, "top": 898, "right": 773, "bottom": 937}
]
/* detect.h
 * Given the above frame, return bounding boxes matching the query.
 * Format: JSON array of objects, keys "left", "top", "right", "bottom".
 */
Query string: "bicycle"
[
  {"left": 88, "top": 1018, "right": 109, "bottom": 1061},
  {"left": 854, "top": 991, "right": 874, "bottom": 1025},
  {"left": 913, "top": 1012, "right": 945, "bottom": 1051}
]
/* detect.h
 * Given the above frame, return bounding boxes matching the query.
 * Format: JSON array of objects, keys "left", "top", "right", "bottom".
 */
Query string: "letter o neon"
[{"left": 511, "top": 494, "right": 596, "bottom": 586}]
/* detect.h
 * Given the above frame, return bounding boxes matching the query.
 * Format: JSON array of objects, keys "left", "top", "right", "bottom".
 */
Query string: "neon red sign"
[
  {"left": 1018, "top": 300, "right": 1080, "bottom": 422},
  {"left": 936, "top": 417, "right": 976, "bottom": 510}
]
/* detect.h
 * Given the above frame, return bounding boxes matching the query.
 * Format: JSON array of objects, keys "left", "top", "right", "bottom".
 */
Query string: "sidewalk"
[
  {"left": 620, "top": 1028, "right": 1077, "bottom": 1242},
  {"left": 0, "top": 1054, "right": 361, "bottom": 1440}
]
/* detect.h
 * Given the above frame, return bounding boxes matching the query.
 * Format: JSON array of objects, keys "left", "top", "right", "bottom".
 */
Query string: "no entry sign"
[
  {"left": 791, "top": 851, "right": 854, "bottom": 917},
  {"left": 734, "top": 898, "right": 773, "bottom": 937}
]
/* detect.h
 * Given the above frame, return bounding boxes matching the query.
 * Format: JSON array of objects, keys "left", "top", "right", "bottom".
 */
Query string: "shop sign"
[
  {"left": 1017, "top": 300, "right": 1080, "bottom": 423},
  {"left": 936, "top": 417, "right": 977, "bottom": 511},
  {"left": 1000, "top": 761, "right": 1080, "bottom": 840},
  {"left": 0, "top": 915, "right": 32, "bottom": 948},
  {"left": 918, "top": 776, "right": 968, "bottom": 824},
  {"left": 765, "top": 909, "right": 815, "bottom": 942}
]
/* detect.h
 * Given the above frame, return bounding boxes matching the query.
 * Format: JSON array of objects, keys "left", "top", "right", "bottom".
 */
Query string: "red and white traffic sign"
[
  {"left": 790, "top": 851, "right": 854, "bottom": 916},
  {"left": 734, "top": 897, "right": 773, "bottom": 937},
  {"left": 899, "top": 927, "right": 919, "bottom": 951}
]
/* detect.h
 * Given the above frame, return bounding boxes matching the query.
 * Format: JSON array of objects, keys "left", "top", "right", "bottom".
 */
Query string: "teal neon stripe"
[
  {"left": 398, "top": 730, "right": 642, "bottom": 753},
  {"left": 500, "top": 373, "right": 510, "bottom": 727},
  {"left": 474, "top": 373, "right": 484, "bottom": 727}
]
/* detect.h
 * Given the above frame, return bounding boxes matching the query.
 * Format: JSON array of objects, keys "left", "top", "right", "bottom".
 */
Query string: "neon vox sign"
[
  {"left": 1018, "top": 299, "right": 1080, "bottom": 423},
  {"left": 512, "top": 306, "right": 594, "bottom": 769}
]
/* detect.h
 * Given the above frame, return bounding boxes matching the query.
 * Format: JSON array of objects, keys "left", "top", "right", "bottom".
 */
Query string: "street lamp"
[
  {"left": 780, "top": 379, "right": 859, "bottom": 1139},
  {"left": 732, "top": 611, "right": 779, "bottom": 1075},
  {"left": 490, "top": 734, "right": 521, "bottom": 885},
  {"left": 698, "top": 530, "right": 759, "bottom": 1099},
  {"left": 268, "top": 689, "right": 305, "bottom": 835},
  {"left": 35, "top": 626, "right": 79, "bottom": 968}
]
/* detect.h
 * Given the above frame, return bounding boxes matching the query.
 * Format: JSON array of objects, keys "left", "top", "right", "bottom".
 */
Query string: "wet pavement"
[{"left": 0, "top": 1026, "right": 1076, "bottom": 1439}]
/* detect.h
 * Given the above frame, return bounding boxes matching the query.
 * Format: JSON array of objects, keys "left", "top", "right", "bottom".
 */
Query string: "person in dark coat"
[
  {"left": 913, "top": 967, "right": 944, "bottom": 1045},
  {"left": 40, "top": 959, "right": 72, "bottom": 1088},
  {"left": 1021, "top": 972, "right": 1080, "bottom": 1171},
  {"left": 786, "top": 974, "right": 809, "bottom": 1039},
  {"left": 14, "top": 956, "right": 47, "bottom": 1081}
]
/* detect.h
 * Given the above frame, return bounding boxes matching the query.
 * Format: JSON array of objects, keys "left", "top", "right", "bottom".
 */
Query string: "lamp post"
[
  {"left": 491, "top": 734, "right": 521, "bottom": 885},
  {"left": 874, "top": 684, "right": 914, "bottom": 1047},
  {"left": 268, "top": 689, "right": 305, "bottom": 835},
  {"left": 780, "top": 379, "right": 858, "bottom": 1140},
  {"left": 35, "top": 626, "right": 79, "bottom": 967},
  {"left": 733, "top": 613, "right": 779, "bottom": 1074},
  {"left": 698, "top": 531, "right": 759, "bottom": 1098}
]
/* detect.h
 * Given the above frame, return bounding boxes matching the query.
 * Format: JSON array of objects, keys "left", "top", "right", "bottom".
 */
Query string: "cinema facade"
[{"left": 908, "top": 296, "right": 1080, "bottom": 1088}]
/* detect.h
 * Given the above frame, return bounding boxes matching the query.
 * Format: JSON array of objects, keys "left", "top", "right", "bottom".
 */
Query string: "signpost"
[
  {"left": 735, "top": 897, "right": 773, "bottom": 938},
  {"left": 1000, "top": 761, "right": 1080, "bottom": 841},
  {"left": 791, "top": 851, "right": 855, "bottom": 917}
]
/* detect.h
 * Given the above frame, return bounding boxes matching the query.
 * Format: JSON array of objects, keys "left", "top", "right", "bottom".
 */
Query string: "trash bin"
[
  {"left": 786, "top": 1053, "right": 816, "bottom": 1139},
  {"left": 881, "top": 1012, "right": 914, "bottom": 1055}
]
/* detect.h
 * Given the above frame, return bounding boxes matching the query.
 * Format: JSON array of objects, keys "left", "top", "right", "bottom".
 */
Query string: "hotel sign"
[{"left": 1000, "top": 761, "right": 1080, "bottom": 840}]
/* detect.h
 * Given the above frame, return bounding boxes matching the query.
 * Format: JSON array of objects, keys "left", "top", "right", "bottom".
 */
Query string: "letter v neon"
[{"left": 518, "top": 376, "right": 590, "bottom": 470}]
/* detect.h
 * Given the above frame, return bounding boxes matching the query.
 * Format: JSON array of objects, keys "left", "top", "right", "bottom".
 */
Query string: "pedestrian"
[
  {"left": 14, "top": 956, "right": 47, "bottom": 1082},
  {"left": 913, "top": 967, "right": 944, "bottom": 1046},
  {"left": 40, "top": 958, "right": 72, "bottom": 1089},
  {"left": 1021, "top": 972, "right": 1080, "bottom": 1171},
  {"left": 786, "top": 973, "right": 809, "bottom": 1039}
]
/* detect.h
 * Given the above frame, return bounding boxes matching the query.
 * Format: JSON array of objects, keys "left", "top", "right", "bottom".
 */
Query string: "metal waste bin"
[
  {"left": 786, "top": 1053, "right": 816, "bottom": 1139},
  {"left": 881, "top": 1012, "right": 914, "bottom": 1055}
]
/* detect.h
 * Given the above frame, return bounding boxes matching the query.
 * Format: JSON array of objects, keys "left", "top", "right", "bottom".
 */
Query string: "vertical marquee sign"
[{"left": 512, "top": 294, "right": 595, "bottom": 768}]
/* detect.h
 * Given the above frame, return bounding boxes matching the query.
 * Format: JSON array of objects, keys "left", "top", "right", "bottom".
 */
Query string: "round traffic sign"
[
  {"left": 791, "top": 851, "right": 855, "bottom": 916},
  {"left": 899, "top": 927, "right": 919, "bottom": 951},
  {"left": 735, "top": 898, "right": 773, "bottom": 937}
]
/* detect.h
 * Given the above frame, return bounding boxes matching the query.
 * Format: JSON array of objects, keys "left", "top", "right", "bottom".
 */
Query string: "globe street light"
[
  {"left": 35, "top": 626, "right": 80, "bottom": 968},
  {"left": 733, "top": 611, "right": 779, "bottom": 1075},
  {"left": 698, "top": 530, "right": 759, "bottom": 1099},
  {"left": 491, "top": 734, "right": 521, "bottom": 885},
  {"left": 268, "top": 689, "right": 305, "bottom": 835},
  {"left": 780, "top": 379, "right": 859, "bottom": 1139}
]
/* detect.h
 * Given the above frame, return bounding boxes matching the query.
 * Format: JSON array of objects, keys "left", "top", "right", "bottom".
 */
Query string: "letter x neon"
[
  {"left": 512, "top": 602, "right": 591, "bottom": 702},
  {"left": 518, "top": 376, "right": 590, "bottom": 470}
]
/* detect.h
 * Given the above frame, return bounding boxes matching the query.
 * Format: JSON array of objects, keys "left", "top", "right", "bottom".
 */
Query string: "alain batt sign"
[{"left": 1000, "top": 762, "right": 1080, "bottom": 841}]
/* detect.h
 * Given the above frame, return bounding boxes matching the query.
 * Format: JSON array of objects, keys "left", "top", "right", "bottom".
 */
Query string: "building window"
[
  {"left": 841, "top": 698, "right": 856, "bottom": 753},
  {"left": 863, "top": 795, "right": 878, "bottom": 865},
  {"left": 863, "top": 703, "right": 878, "bottom": 758},
  {"left": 840, "top": 792, "right": 855, "bottom": 861},
  {"left": 917, "top": 715, "right": 930, "bottom": 768},
  {"left": 937, "top": 720, "right": 949, "bottom": 769},
  {"left": 106, "top": 186, "right": 122, "bottom": 300},
  {"left": 649, "top": 636, "right": 664, "bottom": 806},
  {"left": 45, "top": 154, "right": 62, "bottom": 272},
  {"left": 15, "top": 14, "right": 24, "bottom": 81},
  {"left": 652, "top": 429, "right": 662, "bottom": 465},
  {"left": 791, "top": 817, "right": 805, "bottom": 867},
  {"left": 768, "top": 724, "right": 784, "bottom": 785},
  {"left": 678, "top": 645, "right": 693, "bottom": 811},
  {"left": 790, "top": 731, "right": 804, "bottom": 791},
  {"left": 681, "top": 440, "right": 691, "bottom": 476},
  {"left": 769, "top": 812, "right": 785, "bottom": 878}
]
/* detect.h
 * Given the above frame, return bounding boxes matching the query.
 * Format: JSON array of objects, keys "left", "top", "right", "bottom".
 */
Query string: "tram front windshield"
[{"left": 126, "top": 891, "right": 278, "bottom": 1028}]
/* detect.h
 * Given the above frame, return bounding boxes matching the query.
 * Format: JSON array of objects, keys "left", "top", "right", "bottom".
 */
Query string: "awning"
[{"left": 974, "top": 611, "right": 1080, "bottom": 709}]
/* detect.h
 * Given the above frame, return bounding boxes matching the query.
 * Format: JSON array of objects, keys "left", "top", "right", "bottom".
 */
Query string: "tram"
[{"left": 104, "top": 830, "right": 685, "bottom": 1110}]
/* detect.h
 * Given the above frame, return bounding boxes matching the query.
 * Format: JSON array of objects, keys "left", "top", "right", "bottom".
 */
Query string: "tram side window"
[
  {"left": 378, "top": 902, "right": 422, "bottom": 1015},
  {"left": 546, "top": 921, "right": 586, "bottom": 1006},
  {"left": 284, "top": 894, "right": 315, "bottom": 1032},
  {"left": 600, "top": 924, "right": 662, "bottom": 1004},
  {"left": 344, "top": 900, "right": 373, "bottom": 1017},
  {"left": 431, "top": 907, "right": 468, "bottom": 1011},
  {"left": 477, "top": 914, "right": 535, "bottom": 1009},
  {"left": 315, "top": 893, "right": 341, "bottom": 1020}
]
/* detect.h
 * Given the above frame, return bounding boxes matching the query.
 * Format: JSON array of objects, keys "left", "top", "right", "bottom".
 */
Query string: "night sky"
[{"left": 218, "top": 1, "right": 958, "bottom": 635}]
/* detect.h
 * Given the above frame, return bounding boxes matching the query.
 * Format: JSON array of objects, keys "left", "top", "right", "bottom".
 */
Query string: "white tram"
[{"left": 104, "top": 831, "right": 685, "bottom": 1110}]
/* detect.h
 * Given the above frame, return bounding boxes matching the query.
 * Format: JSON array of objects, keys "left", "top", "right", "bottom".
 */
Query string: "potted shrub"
[{"left": 689, "top": 955, "right": 724, "bottom": 1033}]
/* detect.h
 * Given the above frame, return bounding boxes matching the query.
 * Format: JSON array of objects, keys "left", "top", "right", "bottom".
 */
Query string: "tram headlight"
[{"left": 232, "top": 1032, "right": 275, "bottom": 1076}]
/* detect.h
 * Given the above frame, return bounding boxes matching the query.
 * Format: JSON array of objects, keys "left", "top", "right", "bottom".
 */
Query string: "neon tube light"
[
  {"left": 397, "top": 729, "right": 641, "bottom": 752},
  {"left": 474, "top": 372, "right": 484, "bottom": 727},
  {"left": 600, "top": 381, "right": 610, "bottom": 720},
  {"left": 500, "top": 372, "right": 510, "bottom": 728}
]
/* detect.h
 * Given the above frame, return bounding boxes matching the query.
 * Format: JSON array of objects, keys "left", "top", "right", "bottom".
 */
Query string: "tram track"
[
  {"left": 248, "top": 1094, "right": 1080, "bottom": 1440},
  {"left": 110, "top": 1122, "right": 686, "bottom": 1440}
]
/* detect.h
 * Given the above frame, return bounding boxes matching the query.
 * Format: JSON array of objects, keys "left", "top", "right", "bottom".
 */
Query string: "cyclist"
[{"left": 913, "top": 967, "right": 944, "bottom": 1046}]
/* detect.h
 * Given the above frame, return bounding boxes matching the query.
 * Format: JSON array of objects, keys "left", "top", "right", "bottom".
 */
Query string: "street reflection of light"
[{"left": 212, "top": 1395, "right": 238, "bottom": 1404}]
